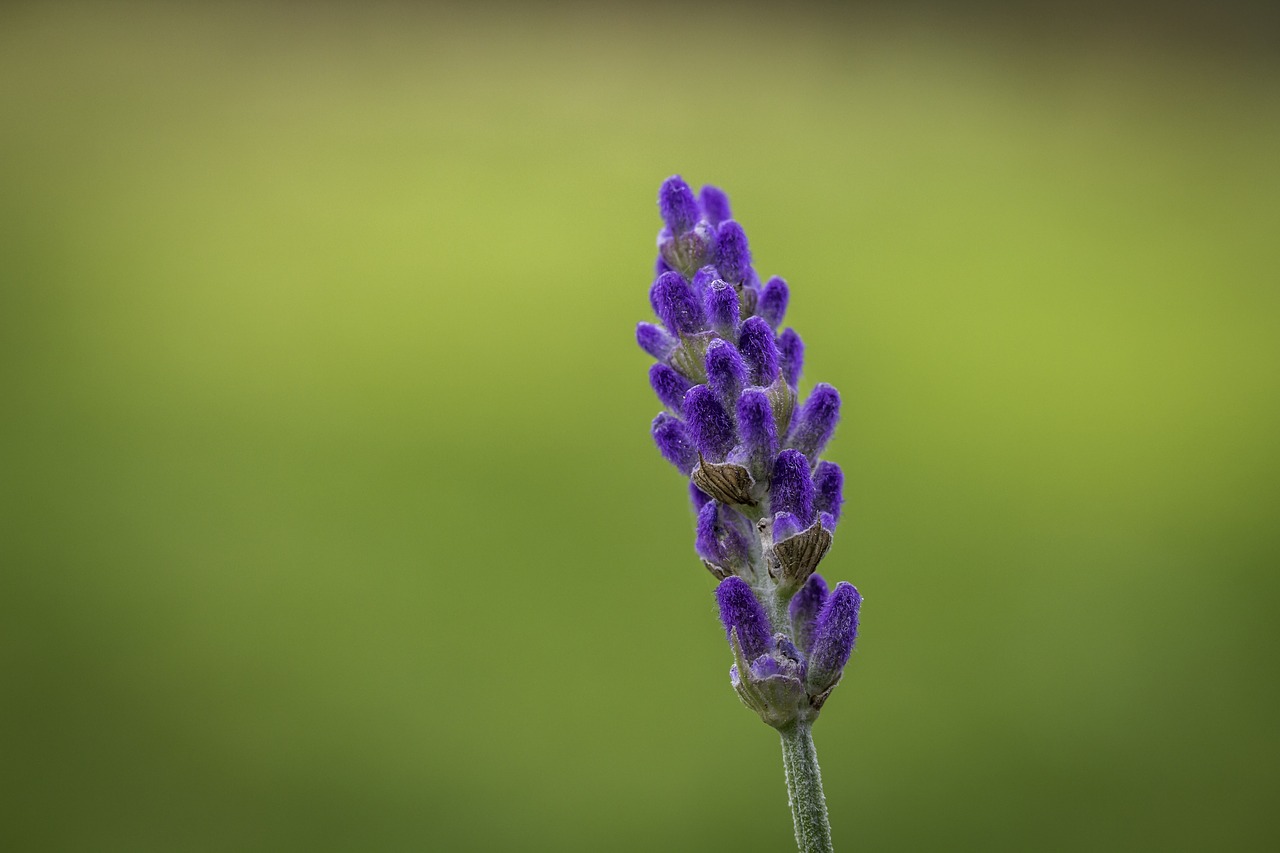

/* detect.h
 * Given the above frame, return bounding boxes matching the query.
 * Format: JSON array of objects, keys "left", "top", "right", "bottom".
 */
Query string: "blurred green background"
[{"left": 2, "top": 2, "right": 1278, "bottom": 851}]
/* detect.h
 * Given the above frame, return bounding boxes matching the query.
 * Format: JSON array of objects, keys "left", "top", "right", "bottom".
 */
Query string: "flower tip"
[
  {"left": 699, "top": 184, "right": 732, "bottom": 226},
  {"left": 659, "top": 175, "right": 699, "bottom": 235}
]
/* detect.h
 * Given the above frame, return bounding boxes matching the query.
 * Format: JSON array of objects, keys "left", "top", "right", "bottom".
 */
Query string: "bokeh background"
[{"left": 3, "top": 2, "right": 1278, "bottom": 850}]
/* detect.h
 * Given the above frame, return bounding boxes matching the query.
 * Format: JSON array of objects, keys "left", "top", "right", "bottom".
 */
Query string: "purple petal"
[
  {"left": 813, "top": 461, "right": 844, "bottom": 523},
  {"left": 652, "top": 271, "right": 706, "bottom": 335},
  {"left": 736, "top": 388, "right": 777, "bottom": 474},
  {"left": 705, "top": 340, "right": 747, "bottom": 408},
  {"left": 699, "top": 185, "right": 732, "bottom": 227},
  {"left": 769, "top": 449, "right": 814, "bottom": 524},
  {"left": 788, "top": 573, "right": 829, "bottom": 655},
  {"left": 706, "top": 280, "right": 740, "bottom": 339},
  {"left": 652, "top": 413, "right": 697, "bottom": 475},
  {"left": 683, "top": 385, "right": 735, "bottom": 461},
  {"left": 772, "top": 511, "right": 802, "bottom": 543},
  {"left": 777, "top": 328, "right": 804, "bottom": 388},
  {"left": 715, "top": 220, "right": 752, "bottom": 284},
  {"left": 649, "top": 363, "right": 692, "bottom": 414},
  {"left": 658, "top": 175, "right": 699, "bottom": 234},
  {"left": 808, "top": 582, "right": 861, "bottom": 690},
  {"left": 789, "top": 383, "right": 841, "bottom": 460},
  {"left": 690, "top": 481, "right": 713, "bottom": 512},
  {"left": 715, "top": 576, "right": 772, "bottom": 661},
  {"left": 750, "top": 655, "right": 783, "bottom": 680},
  {"left": 738, "top": 316, "right": 779, "bottom": 386},
  {"left": 760, "top": 276, "right": 789, "bottom": 328}
]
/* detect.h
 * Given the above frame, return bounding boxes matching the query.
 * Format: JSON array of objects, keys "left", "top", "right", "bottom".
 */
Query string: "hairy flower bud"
[
  {"left": 683, "top": 385, "right": 735, "bottom": 462},
  {"left": 637, "top": 321, "right": 677, "bottom": 361},
  {"left": 813, "top": 461, "right": 844, "bottom": 524},
  {"left": 769, "top": 449, "right": 814, "bottom": 524},
  {"left": 760, "top": 276, "right": 789, "bottom": 328},
  {"left": 738, "top": 316, "right": 780, "bottom": 386},
  {"left": 706, "top": 280, "right": 740, "bottom": 339},
  {"left": 697, "top": 500, "right": 754, "bottom": 575},
  {"left": 735, "top": 388, "right": 778, "bottom": 481},
  {"left": 777, "top": 328, "right": 804, "bottom": 388},
  {"left": 716, "top": 576, "right": 773, "bottom": 661},
  {"left": 789, "top": 574, "right": 829, "bottom": 655},
  {"left": 807, "top": 582, "right": 861, "bottom": 696},
  {"left": 652, "top": 271, "right": 706, "bottom": 336},
  {"left": 652, "top": 413, "right": 697, "bottom": 475},
  {"left": 715, "top": 220, "right": 752, "bottom": 284},
  {"left": 699, "top": 184, "right": 732, "bottom": 227},
  {"left": 705, "top": 339, "right": 748, "bottom": 410},
  {"left": 649, "top": 363, "right": 692, "bottom": 414},
  {"left": 659, "top": 175, "right": 699, "bottom": 235},
  {"left": 788, "top": 383, "right": 840, "bottom": 460}
]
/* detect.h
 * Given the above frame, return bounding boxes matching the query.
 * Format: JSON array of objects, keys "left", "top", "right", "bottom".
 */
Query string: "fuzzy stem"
[{"left": 779, "top": 720, "right": 834, "bottom": 853}]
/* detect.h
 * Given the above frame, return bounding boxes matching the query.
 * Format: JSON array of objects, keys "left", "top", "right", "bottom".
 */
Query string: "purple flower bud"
[
  {"left": 692, "top": 265, "right": 719, "bottom": 295},
  {"left": 736, "top": 388, "right": 777, "bottom": 475},
  {"left": 819, "top": 511, "right": 836, "bottom": 532},
  {"left": 699, "top": 184, "right": 732, "bottom": 226},
  {"left": 777, "top": 328, "right": 804, "bottom": 388},
  {"left": 813, "top": 461, "right": 844, "bottom": 523},
  {"left": 652, "top": 271, "right": 706, "bottom": 336},
  {"left": 683, "top": 385, "right": 735, "bottom": 461},
  {"left": 655, "top": 254, "right": 672, "bottom": 276},
  {"left": 760, "top": 276, "right": 789, "bottom": 328},
  {"left": 788, "top": 383, "right": 841, "bottom": 460},
  {"left": 659, "top": 175, "right": 699, "bottom": 235},
  {"left": 715, "top": 220, "right": 752, "bottom": 283},
  {"left": 749, "top": 654, "right": 783, "bottom": 680},
  {"left": 649, "top": 363, "right": 692, "bottom": 414},
  {"left": 705, "top": 340, "right": 747, "bottom": 408},
  {"left": 706, "top": 280, "right": 740, "bottom": 338},
  {"left": 696, "top": 500, "right": 752, "bottom": 570},
  {"left": 696, "top": 501, "right": 723, "bottom": 564},
  {"left": 652, "top": 413, "right": 697, "bottom": 475},
  {"left": 690, "top": 481, "right": 713, "bottom": 513},
  {"left": 637, "top": 322, "right": 677, "bottom": 360},
  {"left": 715, "top": 576, "right": 772, "bottom": 661},
  {"left": 808, "top": 582, "right": 861, "bottom": 692},
  {"left": 772, "top": 511, "right": 802, "bottom": 543},
  {"left": 770, "top": 449, "right": 814, "bottom": 524},
  {"left": 738, "top": 316, "right": 779, "bottom": 386},
  {"left": 788, "top": 573, "right": 829, "bottom": 655}
]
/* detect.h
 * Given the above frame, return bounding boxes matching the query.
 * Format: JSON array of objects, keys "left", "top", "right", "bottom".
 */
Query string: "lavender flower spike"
[{"left": 636, "top": 178, "right": 865, "bottom": 853}]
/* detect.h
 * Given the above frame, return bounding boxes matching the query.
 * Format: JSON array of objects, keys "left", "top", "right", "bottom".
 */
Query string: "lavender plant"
[{"left": 638, "top": 176, "right": 862, "bottom": 853}]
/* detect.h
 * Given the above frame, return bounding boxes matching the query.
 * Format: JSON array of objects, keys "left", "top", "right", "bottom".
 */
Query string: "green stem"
[{"left": 779, "top": 721, "right": 834, "bottom": 853}]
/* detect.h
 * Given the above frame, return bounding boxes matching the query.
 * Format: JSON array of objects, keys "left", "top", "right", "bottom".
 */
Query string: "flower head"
[{"left": 637, "top": 178, "right": 860, "bottom": 728}]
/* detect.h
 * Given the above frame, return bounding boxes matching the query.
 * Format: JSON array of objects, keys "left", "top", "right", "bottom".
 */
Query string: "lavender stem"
[{"left": 779, "top": 721, "right": 834, "bottom": 853}]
